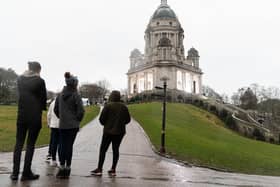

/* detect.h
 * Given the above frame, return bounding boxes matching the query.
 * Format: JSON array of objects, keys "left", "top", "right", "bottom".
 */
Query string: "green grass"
[
  {"left": 0, "top": 105, "right": 100, "bottom": 152},
  {"left": 129, "top": 102, "right": 280, "bottom": 176}
]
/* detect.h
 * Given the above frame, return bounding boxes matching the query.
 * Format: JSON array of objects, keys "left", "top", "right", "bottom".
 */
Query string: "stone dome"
[
  {"left": 130, "top": 49, "right": 142, "bottom": 58},
  {"left": 152, "top": 4, "right": 177, "bottom": 20},
  {"left": 188, "top": 47, "right": 199, "bottom": 57}
]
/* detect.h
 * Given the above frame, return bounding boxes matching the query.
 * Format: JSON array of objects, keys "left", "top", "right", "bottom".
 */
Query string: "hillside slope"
[{"left": 128, "top": 102, "right": 280, "bottom": 176}]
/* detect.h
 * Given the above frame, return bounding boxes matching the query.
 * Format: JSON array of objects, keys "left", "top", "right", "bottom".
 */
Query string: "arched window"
[
  {"left": 133, "top": 84, "right": 137, "bottom": 94},
  {"left": 163, "top": 48, "right": 167, "bottom": 60},
  {"left": 158, "top": 37, "right": 171, "bottom": 47},
  {"left": 138, "top": 77, "right": 145, "bottom": 93},
  {"left": 147, "top": 73, "right": 153, "bottom": 90},
  {"left": 184, "top": 73, "right": 191, "bottom": 93},
  {"left": 177, "top": 71, "right": 183, "bottom": 90},
  {"left": 193, "top": 81, "right": 196, "bottom": 94}
]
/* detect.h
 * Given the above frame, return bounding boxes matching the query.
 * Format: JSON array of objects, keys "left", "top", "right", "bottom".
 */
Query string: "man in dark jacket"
[
  {"left": 10, "top": 62, "right": 47, "bottom": 181},
  {"left": 91, "top": 90, "right": 131, "bottom": 177}
]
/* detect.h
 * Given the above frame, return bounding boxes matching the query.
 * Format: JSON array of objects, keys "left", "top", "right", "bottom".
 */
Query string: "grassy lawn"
[
  {"left": 0, "top": 105, "right": 100, "bottom": 152},
  {"left": 129, "top": 102, "right": 280, "bottom": 176}
]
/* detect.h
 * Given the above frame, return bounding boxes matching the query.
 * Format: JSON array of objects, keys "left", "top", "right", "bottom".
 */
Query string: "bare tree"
[
  {"left": 0, "top": 68, "right": 18, "bottom": 104},
  {"left": 231, "top": 92, "right": 239, "bottom": 105},
  {"left": 240, "top": 88, "right": 258, "bottom": 110},
  {"left": 221, "top": 93, "right": 229, "bottom": 103},
  {"left": 260, "top": 86, "right": 280, "bottom": 119},
  {"left": 80, "top": 80, "right": 111, "bottom": 104},
  {"left": 96, "top": 79, "right": 111, "bottom": 99},
  {"left": 202, "top": 85, "right": 222, "bottom": 100}
]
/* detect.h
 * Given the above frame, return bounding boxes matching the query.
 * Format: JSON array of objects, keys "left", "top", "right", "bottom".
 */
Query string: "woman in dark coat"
[
  {"left": 54, "top": 72, "right": 84, "bottom": 178},
  {"left": 91, "top": 90, "right": 131, "bottom": 177}
]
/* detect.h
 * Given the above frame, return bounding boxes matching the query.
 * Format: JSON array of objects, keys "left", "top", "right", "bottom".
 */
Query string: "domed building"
[{"left": 127, "top": 0, "right": 203, "bottom": 97}]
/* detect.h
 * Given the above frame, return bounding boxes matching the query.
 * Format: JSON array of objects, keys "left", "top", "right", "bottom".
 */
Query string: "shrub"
[
  {"left": 209, "top": 105, "right": 217, "bottom": 114},
  {"left": 129, "top": 97, "right": 135, "bottom": 103},
  {"left": 134, "top": 95, "right": 140, "bottom": 102},
  {"left": 177, "top": 95, "right": 184, "bottom": 102},
  {"left": 143, "top": 94, "right": 147, "bottom": 100},
  {"left": 184, "top": 98, "right": 192, "bottom": 104},
  {"left": 225, "top": 115, "right": 238, "bottom": 131},
  {"left": 199, "top": 100, "right": 204, "bottom": 107},
  {"left": 252, "top": 128, "right": 266, "bottom": 141},
  {"left": 203, "top": 102, "right": 209, "bottom": 110},
  {"left": 193, "top": 99, "right": 200, "bottom": 106},
  {"left": 219, "top": 109, "right": 228, "bottom": 121},
  {"left": 269, "top": 138, "right": 275, "bottom": 143},
  {"left": 167, "top": 95, "right": 172, "bottom": 102}
]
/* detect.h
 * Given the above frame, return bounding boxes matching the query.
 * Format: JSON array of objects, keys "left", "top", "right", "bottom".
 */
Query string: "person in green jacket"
[{"left": 91, "top": 90, "right": 131, "bottom": 177}]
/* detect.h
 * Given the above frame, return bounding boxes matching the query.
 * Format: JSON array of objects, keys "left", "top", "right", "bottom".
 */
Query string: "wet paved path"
[{"left": 1, "top": 117, "right": 280, "bottom": 186}]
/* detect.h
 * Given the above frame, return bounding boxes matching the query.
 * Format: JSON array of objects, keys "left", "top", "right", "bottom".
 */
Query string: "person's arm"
[
  {"left": 124, "top": 106, "right": 131, "bottom": 125},
  {"left": 76, "top": 94, "right": 85, "bottom": 122},
  {"left": 99, "top": 106, "right": 109, "bottom": 125},
  {"left": 54, "top": 96, "right": 60, "bottom": 118},
  {"left": 47, "top": 102, "right": 53, "bottom": 127},
  {"left": 40, "top": 79, "right": 47, "bottom": 111}
]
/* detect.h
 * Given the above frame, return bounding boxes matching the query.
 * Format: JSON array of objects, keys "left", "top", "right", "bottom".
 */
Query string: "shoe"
[
  {"left": 45, "top": 154, "right": 51, "bottom": 163},
  {"left": 64, "top": 167, "right": 71, "bottom": 178},
  {"left": 90, "top": 168, "right": 102, "bottom": 176},
  {"left": 10, "top": 174, "right": 18, "bottom": 181},
  {"left": 108, "top": 169, "right": 116, "bottom": 177},
  {"left": 50, "top": 160, "right": 57, "bottom": 167},
  {"left": 56, "top": 168, "right": 65, "bottom": 179},
  {"left": 21, "top": 172, "right": 40, "bottom": 181}
]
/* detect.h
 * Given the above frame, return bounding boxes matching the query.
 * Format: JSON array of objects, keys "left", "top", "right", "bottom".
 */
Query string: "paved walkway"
[{"left": 1, "top": 118, "right": 280, "bottom": 186}]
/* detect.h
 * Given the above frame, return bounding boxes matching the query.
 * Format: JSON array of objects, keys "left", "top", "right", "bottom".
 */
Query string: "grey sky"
[{"left": 0, "top": 0, "right": 279, "bottom": 95}]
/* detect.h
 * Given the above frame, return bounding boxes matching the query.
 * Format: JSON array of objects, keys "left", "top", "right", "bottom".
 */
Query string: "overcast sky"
[{"left": 0, "top": 0, "right": 279, "bottom": 95}]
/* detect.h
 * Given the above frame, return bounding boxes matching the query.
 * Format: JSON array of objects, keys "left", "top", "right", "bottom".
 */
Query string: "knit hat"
[{"left": 64, "top": 72, "right": 78, "bottom": 87}]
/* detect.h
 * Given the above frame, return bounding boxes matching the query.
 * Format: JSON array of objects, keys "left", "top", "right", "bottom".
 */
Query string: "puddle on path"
[{"left": 141, "top": 177, "right": 171, "bottom": 181}]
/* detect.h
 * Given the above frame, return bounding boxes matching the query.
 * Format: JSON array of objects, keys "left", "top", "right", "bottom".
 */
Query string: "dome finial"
[{"left": 161, "top": 0, "right": 167, "bottom": 5}]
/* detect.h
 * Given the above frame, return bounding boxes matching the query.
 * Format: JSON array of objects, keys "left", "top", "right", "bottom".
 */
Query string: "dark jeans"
[
  {"left": 48, "top": 135, "right": 52, "bottom": 156},
  {"left": 59, "top": 128, "right": 79, "bottom": 167},
  {"left": 97, "top": 133, "right": 124, "bottom": 170},
  {"left": 12, "top": 124, "right": 41, "bottom": 175},
  {"left": 50, "top": 128, "right": 59, "bottom": 161}
]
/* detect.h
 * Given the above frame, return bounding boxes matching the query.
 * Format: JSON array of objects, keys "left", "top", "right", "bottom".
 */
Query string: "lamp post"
[{"left": 155, "top": 76, "right": 169, "bottom": 154}]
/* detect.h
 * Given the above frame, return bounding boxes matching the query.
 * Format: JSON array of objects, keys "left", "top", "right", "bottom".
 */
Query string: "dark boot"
[
  {"left": 64, "top": 167, "right": 71, "bottom": 178},
  {"left": 56, "top": 167, "right": 65, "bottom": 179},
  {"left": 21, "top": 172, "right": 40, "bottom": 181},
  {"left": 10, "top": 173, "right": 18, "bottom": 181}
]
